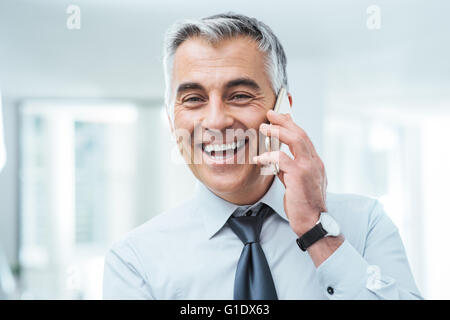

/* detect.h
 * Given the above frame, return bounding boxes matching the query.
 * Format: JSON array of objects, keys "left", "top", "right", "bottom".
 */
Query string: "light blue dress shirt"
[{"left": 103, "top": 177, "right": 423, "bottom": 299}]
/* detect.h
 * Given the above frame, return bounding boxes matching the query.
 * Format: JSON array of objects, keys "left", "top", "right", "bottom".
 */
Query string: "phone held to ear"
[{"left": 261, "top": 87, "right": 293, "bottom": 176}]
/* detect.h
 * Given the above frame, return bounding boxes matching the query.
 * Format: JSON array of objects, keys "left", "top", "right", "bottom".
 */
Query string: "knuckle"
[
  {"left": 297, "top": 129, "right": 307, "bottom": 139},
  {"left": 295, "top": 133, "right": 303, "bottom": 144},
  {"left": 282, "top": 112, "right": 292, "bottom": 120},
  {"left": 319, "top": 161, "right": 325, "bottom": 171}
]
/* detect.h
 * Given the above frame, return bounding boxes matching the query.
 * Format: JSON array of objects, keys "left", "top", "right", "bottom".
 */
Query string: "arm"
[
  {"left": 103, "top": 241, "right": 155, "bottom": 300},
  {"left": 255, "top": 110, "right": 422, "bottom": 300},
  {"left": 314, "top": 201, "right": 423, "bottom": 299}
]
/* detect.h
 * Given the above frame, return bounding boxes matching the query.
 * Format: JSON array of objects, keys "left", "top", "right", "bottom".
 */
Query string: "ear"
[{"left": 287, "top": 92, "right": 293, "bottom": 108}]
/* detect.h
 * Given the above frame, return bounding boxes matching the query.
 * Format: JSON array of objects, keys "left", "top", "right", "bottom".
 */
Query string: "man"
[{"left": 103, "top": 13, "right": 422, "bottom": 299}]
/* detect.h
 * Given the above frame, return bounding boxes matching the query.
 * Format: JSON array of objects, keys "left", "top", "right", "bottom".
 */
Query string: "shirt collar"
[{"left": 195, "top": 177, "right": 289, "bottom": 239}]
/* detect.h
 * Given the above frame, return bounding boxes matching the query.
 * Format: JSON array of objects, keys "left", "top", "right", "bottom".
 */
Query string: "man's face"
[{"left": 171, "top": 36, "right": 276, "bottom": 196}]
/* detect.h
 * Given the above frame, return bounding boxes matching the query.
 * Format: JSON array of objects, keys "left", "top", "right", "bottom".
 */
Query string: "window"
[
  {"left": 324, "top": 106, "right": 450, "bottom": 299},
  {"left": 19, "top": 101, "right": 139, "bottom": 299}
]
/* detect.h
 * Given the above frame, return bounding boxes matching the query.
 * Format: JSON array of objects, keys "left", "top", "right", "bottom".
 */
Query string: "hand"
[{"left": 253, "top": 109, "right": 328, "bottom": 237}]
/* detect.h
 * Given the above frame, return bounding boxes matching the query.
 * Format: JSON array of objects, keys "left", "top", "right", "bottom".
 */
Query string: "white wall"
[{"left": 0, "top": 97, "right": 19, "bottom": 267}]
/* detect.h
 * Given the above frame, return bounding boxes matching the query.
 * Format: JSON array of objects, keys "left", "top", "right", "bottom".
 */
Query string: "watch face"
[{"left": 321, "top": 214, "right": 340, "bottom": 236}]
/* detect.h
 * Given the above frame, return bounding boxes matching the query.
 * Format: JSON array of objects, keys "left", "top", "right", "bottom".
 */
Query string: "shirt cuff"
[{"left": 316, "top": 239, "right": 370, "bottom": 299}]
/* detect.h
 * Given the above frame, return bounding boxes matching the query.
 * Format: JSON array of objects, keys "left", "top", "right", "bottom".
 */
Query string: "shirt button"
[{"left": 327, "top": 286, "right": 334, "bottom": 295}]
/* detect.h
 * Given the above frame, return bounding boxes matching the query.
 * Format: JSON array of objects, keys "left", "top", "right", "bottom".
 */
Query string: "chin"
[
  {"left": 198, "top": 165, "right": 252, "bottom": 196},
  {"left": 208, "top": 177, "right": 244, "bottom": 195}
]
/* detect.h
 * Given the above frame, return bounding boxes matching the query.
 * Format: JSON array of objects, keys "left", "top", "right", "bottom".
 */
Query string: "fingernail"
[{"left": 260, "top": 123, "right": 268, "bottom": 130}]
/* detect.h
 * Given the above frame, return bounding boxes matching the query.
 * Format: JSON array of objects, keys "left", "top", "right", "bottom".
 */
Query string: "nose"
[{"left": 201, "top": 94, "right": 234, "bottom": 131}]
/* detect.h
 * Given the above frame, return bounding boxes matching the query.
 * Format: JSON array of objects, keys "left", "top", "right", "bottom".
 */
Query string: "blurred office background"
[{"left": 1, "top": 0, "right": 449, "bottom": 299}]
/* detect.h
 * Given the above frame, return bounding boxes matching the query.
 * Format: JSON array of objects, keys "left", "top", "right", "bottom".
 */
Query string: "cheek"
[
  {"left": 233, "top": 107, "right": 267, "bottom": 129},
  {"left": 174, "top": 105, "right": 207, "bottom": 124},
  {"left": 173, "top": 110, "right": 197, "bottom": 136}
]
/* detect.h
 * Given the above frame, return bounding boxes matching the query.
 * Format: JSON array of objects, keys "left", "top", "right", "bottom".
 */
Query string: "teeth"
[{"left": 204, "top": 140, "right": 245, "bottom": 153}]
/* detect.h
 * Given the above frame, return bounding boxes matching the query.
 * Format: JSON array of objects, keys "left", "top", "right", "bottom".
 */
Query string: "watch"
[{"left": 296, "top": 213, "right": 340, "bottom": 252}]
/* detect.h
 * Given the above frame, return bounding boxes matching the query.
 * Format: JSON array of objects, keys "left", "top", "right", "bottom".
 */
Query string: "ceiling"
[{"left": 1, "top": 0, "right": 449, "bottom": 108}]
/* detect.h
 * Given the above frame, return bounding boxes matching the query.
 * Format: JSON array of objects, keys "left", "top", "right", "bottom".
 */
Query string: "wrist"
[
  {"left": 295, "top": 212, "right": 341, "bottom": 252},
  {"left": 307, "top": 234, "right": 345, "bottom": 268},
  {"left": 293, "top": 216, "right": 320, "bottom": 237}
]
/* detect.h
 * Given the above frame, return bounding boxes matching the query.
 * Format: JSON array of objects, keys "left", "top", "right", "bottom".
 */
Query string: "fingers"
[
  {"left": 266, "top": 110, "right": 319, "bottom": 159},
  {"left": 267, "top": 109, "right": 297, "bottom": 131},
  {"left": 253, "top": 151, "right": 295, "bottom": 173},
  {"left": 259, "top": 122, "right": 312, "bottom": 159}
]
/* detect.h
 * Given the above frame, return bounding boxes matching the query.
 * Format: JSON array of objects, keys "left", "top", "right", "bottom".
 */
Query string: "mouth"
[{"left": 201, "top": 138, "right": 248, "bottom": 162}]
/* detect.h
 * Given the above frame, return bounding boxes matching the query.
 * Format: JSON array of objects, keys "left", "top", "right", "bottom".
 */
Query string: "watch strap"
[{"left": 296, "top": 222, "right": 328, "bottom": 252}]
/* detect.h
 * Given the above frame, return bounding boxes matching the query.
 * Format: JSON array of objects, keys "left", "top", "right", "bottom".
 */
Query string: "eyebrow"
[
  {"left": 176, "top": 82, "right": 206, "bottom": 97},
  {"left": 176, "top": 77, "right": 261, "bottom": 98},
  {"left": 225, "top": 77, "right": 261, "bottom": 91}
]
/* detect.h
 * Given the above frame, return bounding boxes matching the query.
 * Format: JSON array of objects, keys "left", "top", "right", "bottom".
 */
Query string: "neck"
[{"left": 215, "top": 175, "right": 275, "bottom": 205}]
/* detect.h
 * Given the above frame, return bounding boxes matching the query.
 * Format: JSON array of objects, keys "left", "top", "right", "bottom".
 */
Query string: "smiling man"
[{"left": 103, "top": 13, "right": 422, "bottom": 300}]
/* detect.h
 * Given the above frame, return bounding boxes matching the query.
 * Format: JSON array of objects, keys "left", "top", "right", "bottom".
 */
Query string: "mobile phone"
[{"left": 262, "top": 87, "right": 292, "bottom": 175}]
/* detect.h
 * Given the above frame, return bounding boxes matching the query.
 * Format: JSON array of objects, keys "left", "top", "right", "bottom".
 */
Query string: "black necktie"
[{"left": 227, "top": 202, "right": 278, "bottom": 300}]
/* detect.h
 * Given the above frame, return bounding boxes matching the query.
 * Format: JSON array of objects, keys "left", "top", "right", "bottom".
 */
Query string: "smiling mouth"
[{"left": 201, "top": 138, "right": 248, "bottom": 160}]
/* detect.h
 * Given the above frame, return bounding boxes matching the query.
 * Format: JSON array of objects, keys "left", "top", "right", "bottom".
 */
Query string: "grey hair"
[{"left": 162, "top": 12, "right": 288, "bottom": 122}]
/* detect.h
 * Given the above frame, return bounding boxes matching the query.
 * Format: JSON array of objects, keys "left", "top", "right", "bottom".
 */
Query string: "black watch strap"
[{"left": 296, "top": 223, "right": 328, "bottom": 251}]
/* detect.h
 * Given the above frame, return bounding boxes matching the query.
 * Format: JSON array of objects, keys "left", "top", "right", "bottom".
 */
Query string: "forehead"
[{"left": 172, "top": 36, "right": 269, "bottom": 88}]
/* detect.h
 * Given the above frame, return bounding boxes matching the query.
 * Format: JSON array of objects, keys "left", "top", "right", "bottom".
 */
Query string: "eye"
[
  {"left": 185, "top": 96, "right": 203, "bottom": 102},
  {"left": 183, "top": 95, "right": 205, "bottom": 105},
  {"left": 230, "top": 94, "right": 252, "bottom": 102}
]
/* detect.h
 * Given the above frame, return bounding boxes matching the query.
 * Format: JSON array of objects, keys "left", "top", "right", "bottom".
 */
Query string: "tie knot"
[{"left": 228, "top": 203, "right": 274, "bottom": 245}]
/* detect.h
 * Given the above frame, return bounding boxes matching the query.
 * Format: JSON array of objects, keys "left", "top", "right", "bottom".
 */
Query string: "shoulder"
[
  {"left": 106, "top": 195, "right": 201, "bottom": 261},
  {"left": 326, "top": 192, "right": 378, "bottom": 214}
]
